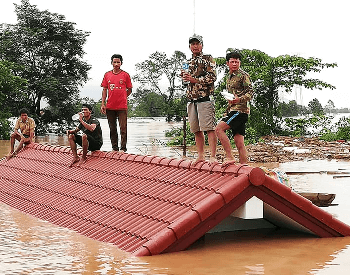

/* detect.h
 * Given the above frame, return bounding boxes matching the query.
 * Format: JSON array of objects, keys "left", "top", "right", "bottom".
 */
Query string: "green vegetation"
[
  {"left": 1, "top": 0, "right": 91, "bottom": 135},
  {"left": 319, "top": 117, "right": 350, "bottom": 141},
  {"left": 0, "top": 60, "right": 27, "bottom": 138},
  {"left": 130, "top": 51, "right": 188, "bottom": 121}
]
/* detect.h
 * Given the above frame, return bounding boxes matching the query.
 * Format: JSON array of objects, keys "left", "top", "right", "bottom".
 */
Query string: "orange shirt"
[{"left": 14, "top": 117, "right": 35, "bottom": 136}]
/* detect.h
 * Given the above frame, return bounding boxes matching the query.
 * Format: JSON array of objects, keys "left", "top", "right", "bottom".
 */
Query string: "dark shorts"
[
  {"left": 74, "top": 133, "right": 102, "bottom": 151},
  {"left": 23, "top": 134, "right": 30, "bottom": 138},
  {"left": 221, "top": 111, "right": 248, "bottom": 136}
]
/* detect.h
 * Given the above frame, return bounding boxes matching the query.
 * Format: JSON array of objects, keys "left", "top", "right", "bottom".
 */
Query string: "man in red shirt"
[{"left": 100, "top": 54, "right": 132, "bottom": 152}]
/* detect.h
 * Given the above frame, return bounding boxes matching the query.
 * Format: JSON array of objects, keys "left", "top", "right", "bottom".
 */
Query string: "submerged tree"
[
  {"left": 216, "top": 49, "right": 337, "bottom": 137},
  {"left": 132, "top": 51, "right": 187, "bottom": 121},
  {"left": 0, "top": 0, "right": 91, "bottom": 120},
  {"left": 308, "top": 98, "right": 324, "bottom": 116},
  {"left": 324, "top": 99, "right": 336, "bottom": 114}
]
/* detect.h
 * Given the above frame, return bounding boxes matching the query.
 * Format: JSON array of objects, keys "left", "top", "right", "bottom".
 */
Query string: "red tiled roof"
[{"left": 1, "top": 143, "right": 349, "bottom": 256}]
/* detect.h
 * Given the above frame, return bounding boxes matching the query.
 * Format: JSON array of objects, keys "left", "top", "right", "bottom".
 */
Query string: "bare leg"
[
  {"left": 207, "top": 130, "right": 218, "bottom": 164},
  {"left": 68, "top": 133, "right": 80, "bottom": 166},
  {"left": 192, "top": 131, "right": 206, "bottom": 166},
  {"left": 6, "top": 133, "right": 20, "bottom": 160},
  {"left": 215, "top": 121, "right": 235, "bottom": 165},
  {"left": 234, "top": 134, "right": 248, "bottom": 164},
  {"left": 78, "top": 134, "right": 88, "bottom": 165}
]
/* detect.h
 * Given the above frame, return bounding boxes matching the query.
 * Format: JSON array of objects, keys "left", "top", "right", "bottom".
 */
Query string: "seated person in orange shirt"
[{"left": 6, "top": 108, "right": 35, "bottom": 160}]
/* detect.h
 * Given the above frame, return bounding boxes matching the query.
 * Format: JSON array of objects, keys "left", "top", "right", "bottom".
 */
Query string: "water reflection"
[{"left": 1, "top": 118, "right": 350, "bottom": 274}]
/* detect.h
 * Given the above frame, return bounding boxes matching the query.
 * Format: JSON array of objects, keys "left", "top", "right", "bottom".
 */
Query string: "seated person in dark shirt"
[{"left": 67, "top": 104, "right": 103, "bottom": 166}]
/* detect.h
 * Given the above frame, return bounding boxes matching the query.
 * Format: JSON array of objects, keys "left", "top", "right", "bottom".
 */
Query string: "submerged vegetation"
[{"left": 165, "top": 114, "right": 350, "bottom": 148}]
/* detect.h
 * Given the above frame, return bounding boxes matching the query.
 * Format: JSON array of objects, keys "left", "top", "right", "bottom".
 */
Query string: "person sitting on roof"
[
  {"left": 6, "top": 108, "right": 36, "bottom": 160},
  {"left": 67, "top": 104, "right": 103, "bottom": 166}
]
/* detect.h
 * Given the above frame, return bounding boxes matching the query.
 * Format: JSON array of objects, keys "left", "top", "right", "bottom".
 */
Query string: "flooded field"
[{"left": 1, "top": 118, "right": 350, "bottom": 274}]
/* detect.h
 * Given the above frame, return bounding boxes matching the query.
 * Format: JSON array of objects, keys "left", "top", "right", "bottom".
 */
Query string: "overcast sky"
[{"left": 2, "top": 0, "right": 349, "bottom": 108}]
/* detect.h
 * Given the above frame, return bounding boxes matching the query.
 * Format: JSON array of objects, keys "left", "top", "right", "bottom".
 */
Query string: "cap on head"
[{"left": 189, "top": 34, "right": 203, "bottom": 45}]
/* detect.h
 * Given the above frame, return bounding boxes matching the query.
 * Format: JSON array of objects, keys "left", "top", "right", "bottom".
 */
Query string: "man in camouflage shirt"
[
  {"left": 181, "top": 34, "right": 217, "bottom": 164},
  {"left": 215, "top": 51, "right": 254, "bottom": 165}
]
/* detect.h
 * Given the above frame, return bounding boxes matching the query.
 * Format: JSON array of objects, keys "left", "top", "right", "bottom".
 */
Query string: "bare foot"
[
  {"left": 77, "top": 157, "right": 87, "bottom": 166},
  {"left": 209, "top": 156, "right": 219, "bottom": 166},
  {"left": 191, "top": 157, "right": 206, "bottom": 167},
  {"left": 221, "top": 158, "right": 236, "bottom": 168},
  {"left": 6, "top": 152, "right": 16, "bottom": 160},
  {"left": 69, "top": 156, "right": 80, "bottom": 167}
]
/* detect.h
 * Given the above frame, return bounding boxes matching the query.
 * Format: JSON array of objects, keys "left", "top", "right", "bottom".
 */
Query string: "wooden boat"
[
  {"left": 297, "top": 192, "right": 336, "bottom": 207},
  {"left": 263, "top": 168, "right": 336, "bottom": 207}
]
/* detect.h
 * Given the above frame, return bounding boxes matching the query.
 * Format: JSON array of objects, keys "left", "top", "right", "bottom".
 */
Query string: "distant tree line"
[{"left": 279, "top": 98, "right": 349, "bottom": 117}]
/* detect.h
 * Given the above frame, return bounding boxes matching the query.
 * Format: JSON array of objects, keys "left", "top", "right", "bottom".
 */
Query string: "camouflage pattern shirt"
[
  {"left": 186, "top": 53, "right": 217, "bottom": 100},
  {"left": 225, "top": 68, "right": 254, "bottom": 114}
]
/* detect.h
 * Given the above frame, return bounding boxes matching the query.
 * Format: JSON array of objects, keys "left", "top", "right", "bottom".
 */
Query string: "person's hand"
[
  {"left": 229, "top": 97, "right": 240, "bottom": 105},
  {"left": 100, "top": 104, "right": 106, "bottom": 115},
  {"left": 182, "top": 72, "right": 197, "bottom": 83},
  {"left": 78, "top": 112, "right": 83, "bottom": 121}
]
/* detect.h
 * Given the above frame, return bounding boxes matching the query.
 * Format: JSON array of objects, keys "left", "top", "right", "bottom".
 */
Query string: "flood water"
[{"left": 1, "top": 118, "right": 350, "bottom": 274}]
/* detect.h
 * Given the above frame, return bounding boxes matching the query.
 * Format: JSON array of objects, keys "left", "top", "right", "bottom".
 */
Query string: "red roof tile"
[{"left": 1, "top": 143, "right": 350, "bottom": 256}]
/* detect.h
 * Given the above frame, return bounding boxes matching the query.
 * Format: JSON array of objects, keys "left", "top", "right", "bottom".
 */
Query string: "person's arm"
[
  {"left": 79, "top": 114, "right": 96, "bottom": 132},
  {"left": 67, "top": 127, "right": 80, "bottom": 135},
  {"left": 28, "top": 119, "right": 35, "bottom": 142},
  {"left": 126, "top": 73, "right": 133, "bottom": 97},
  {"left": 13, "top": 119, "right": 20, "bottom": 135},
  {"left": 238, "top": 74, "right": 254, "bottom": 103},
  {"left": 100, "top": 87, "right": 108, "bottom": 114},
  {"left": 80, "top": 121, "right": 97, "bottom": 132},
  {"left": 127, "top": 87, "right": 132, "bottom": 97}
]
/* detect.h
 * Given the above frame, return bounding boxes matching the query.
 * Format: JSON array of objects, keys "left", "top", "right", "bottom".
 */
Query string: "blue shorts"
[{"left": 221, "top": 111, "right": 248, "bottom": 136}]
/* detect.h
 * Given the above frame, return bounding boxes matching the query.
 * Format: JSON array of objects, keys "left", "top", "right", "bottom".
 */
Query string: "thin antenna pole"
[{"left": 193, "top": 0, "right": 196, "bottom": 34}]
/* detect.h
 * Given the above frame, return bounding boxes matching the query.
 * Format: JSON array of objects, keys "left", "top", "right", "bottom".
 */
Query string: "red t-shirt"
[{"left": 101, "top": 70, "right": 132, "bottom": 110}]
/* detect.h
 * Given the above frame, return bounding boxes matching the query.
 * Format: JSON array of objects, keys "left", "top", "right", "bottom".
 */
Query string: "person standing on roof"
[
  {"left": 67, "top": 104, "right": 103, "bottom": 166},
  {"left": 215, "top": 50, "right": 254, "bottom": 165},
  {"left": 6, "top": 108, "right": 35, "bottom": 160},
  {"left": 181, "top": 34, "right": 217, "bottom": 165},
  {"left": 100, "top": 54, "right": 133, "bottom": 152}
]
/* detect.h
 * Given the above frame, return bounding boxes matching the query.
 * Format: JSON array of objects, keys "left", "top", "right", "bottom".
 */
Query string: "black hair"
[
  {"left": 226, "top": 51, "right": 243, "bottom": 62},
  {"left": 111, "top": 54, "right": 123, "bottom": 63},
  {"left": 82, "top": 104, "right": 93, "bottom": 112},
  {"left": 19, "top": 108, "right": 29, "bottom": 116}
]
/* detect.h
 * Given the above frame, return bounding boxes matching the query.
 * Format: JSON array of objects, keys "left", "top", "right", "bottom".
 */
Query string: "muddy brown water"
[{"left": 1, "top": 118, "right": 350, "bottom": 274}]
